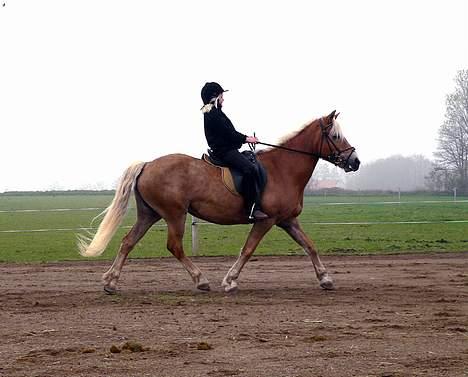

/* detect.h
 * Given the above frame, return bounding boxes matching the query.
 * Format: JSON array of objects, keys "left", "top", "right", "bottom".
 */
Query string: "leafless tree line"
[{"left": 427, "top": 70, "right": 468, "bottom": 192}]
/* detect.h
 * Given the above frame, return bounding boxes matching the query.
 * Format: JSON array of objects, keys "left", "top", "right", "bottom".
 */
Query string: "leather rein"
[{"left": 255, "top": 118, "right": 355, "bottom": 167}]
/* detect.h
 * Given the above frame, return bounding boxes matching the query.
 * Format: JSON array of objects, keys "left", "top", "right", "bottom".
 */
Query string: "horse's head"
[{"left": 317, "top": 110, "right": 360, "bottom": 172}]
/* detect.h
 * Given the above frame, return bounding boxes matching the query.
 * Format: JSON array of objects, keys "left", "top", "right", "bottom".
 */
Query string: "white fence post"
[{"left": 191, "top": 215, "right": 199, "bottom": 256}]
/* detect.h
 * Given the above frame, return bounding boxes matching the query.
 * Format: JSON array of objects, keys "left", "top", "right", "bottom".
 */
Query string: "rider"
[{"left": 201, "top": 82, "right": 268, "bottom": 221}]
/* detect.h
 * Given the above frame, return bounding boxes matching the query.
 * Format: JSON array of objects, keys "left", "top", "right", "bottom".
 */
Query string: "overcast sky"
[{"left": 1, "top": 0, "right": 467, "bottom": 192}]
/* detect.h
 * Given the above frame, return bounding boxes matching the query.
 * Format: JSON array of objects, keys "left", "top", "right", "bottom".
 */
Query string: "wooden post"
[{"left": 191, "top": 215, "right": 199, "bottom": 256}]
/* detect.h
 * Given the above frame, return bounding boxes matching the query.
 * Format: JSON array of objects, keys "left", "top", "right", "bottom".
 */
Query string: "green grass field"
[{"left": 0, "top": 193, "right": 467, "bottom": 263}]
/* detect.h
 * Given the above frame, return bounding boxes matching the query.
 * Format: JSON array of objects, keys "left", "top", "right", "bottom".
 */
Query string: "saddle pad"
[{"left": 202, "top": 154, "right": 242, "bottom": 196}]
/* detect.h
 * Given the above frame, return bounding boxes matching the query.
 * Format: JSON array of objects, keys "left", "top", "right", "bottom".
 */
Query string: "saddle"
[{"left": 202, "top": 150, "right": 267, "bottom": 197}]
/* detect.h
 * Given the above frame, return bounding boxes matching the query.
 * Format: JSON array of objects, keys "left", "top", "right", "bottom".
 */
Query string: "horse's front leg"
[
  {"left": 277, "top": 218, "right": 334, "bottom": 290},
  {"left": 222, "top": 219, "right": 275, "bottom": 292}
]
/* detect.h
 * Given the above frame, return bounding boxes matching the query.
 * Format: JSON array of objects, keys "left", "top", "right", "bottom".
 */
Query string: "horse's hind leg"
[
  {"left": 277, "top": 218, "right": 334, "bottom": 290},
  {"left": 102, "top": 195, "right": 160, "bottom": 294},
  {"left": 166, "top": 214, "right": 210, "bottom": 291}
]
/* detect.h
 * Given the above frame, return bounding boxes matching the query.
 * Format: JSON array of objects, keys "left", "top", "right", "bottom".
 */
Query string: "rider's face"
[{"left": 217, "top": 93, "right": 224, "bottom": 106}]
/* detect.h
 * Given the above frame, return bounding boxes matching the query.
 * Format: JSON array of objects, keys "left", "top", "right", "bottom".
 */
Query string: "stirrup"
[
  {"left": 248, "top": 204, "right": 268, "bottom": 222},
  {"left": 248, "top": 204, "right": 256, "bottom": 222}
]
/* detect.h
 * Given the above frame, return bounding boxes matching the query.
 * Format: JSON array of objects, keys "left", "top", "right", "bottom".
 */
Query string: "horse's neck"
[
  {"left": 262, "top": 126, "right": 320, "bottom": 191},
  {"left": 276, "top": 152, "right": 318, "bottom": 189}
]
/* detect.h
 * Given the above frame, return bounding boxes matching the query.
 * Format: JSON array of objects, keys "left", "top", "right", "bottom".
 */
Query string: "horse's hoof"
[
  {"left": 319, "top": 276, "right": 335, "bottom": 290},
  {"left": 222, "top": 280, "right": 238, "bottom": 293},
  {"left": 104, "top": 286, "right": 117, "bottom": 295},
  {"left": 197, "top": 282, "right": 211, "bottom": 292},
  {"left": 224, "top": 285, "right": 238, "bottom": 294}
]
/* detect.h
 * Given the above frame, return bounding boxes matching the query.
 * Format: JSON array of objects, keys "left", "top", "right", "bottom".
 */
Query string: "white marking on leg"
[
  {"left": 222, "top": 220, "right": 275, "bottom": 292},
  {"left": 179, "top": 256, "right": 210, "bottom": 290},
  {"left": 222, "top": 258, "right": 244, "bottom": 292}
]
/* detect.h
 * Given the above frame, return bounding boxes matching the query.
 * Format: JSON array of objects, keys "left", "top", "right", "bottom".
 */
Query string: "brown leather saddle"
[{"left": 201, "top": 150, "right": 267, "bottom": 197}]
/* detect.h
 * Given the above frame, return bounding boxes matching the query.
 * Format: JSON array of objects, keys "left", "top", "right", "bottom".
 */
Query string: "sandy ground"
[{"left": 0, "top": 253, "right": 467, "bottom": 377}]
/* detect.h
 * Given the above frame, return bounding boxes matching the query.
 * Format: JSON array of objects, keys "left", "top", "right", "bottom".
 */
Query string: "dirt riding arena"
[{"left": 1, "top": 253, "right": 467, "bottom": 377}]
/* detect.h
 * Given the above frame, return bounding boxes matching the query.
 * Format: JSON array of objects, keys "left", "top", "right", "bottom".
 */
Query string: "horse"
[{"left": 78, "top": 110, "right": 360, "bottom": 294}]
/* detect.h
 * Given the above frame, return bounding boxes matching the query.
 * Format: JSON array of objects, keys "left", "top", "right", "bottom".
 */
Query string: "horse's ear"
[
  {"left": 327, "top": 110, "right": 336, "bottom": 121},
  {"left": 335, "top": 112, "right": 340, "bottom": 119}
]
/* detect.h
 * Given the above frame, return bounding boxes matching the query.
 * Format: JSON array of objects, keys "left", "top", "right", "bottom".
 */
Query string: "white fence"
[{"left": 2, "top": 199, "right": 468, "bottom": 255}]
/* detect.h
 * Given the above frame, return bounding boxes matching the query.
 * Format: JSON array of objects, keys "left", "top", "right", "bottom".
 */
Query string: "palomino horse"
[{"left": 78, "top": 110, "right": 360, "bottom": 294}]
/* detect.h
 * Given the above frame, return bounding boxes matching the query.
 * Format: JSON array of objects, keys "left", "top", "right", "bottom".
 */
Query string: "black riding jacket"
[{"left": 204, "top": 107, "right": 247, "bottom": 155}]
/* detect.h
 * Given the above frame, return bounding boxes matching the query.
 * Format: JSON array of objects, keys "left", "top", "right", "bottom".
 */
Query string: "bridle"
[
  {"left": 255, "top": 118, "right": 355, "bottom": 168},
  {"left": 317, "top": 118, "right": 355, "bottom": 167}
]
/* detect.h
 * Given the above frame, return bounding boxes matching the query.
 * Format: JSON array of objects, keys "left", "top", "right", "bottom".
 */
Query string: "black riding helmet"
[{"left": 201, "top": 82, "right": 228, "bottom": 104}]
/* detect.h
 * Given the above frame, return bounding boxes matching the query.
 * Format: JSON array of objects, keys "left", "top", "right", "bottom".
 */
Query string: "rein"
[
  {"left": 256, "top": 141, "right": 321, "bottom": 158},
  {"left": 255, "top": 118, "right": 355, "bottom": 167}
]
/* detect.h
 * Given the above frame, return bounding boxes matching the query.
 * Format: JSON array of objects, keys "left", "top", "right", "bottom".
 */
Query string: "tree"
[
  {"left": 425, "top": 165, "right": 457, "bottom": 192},
  {"left": 430, "top": 70, "right": 468, "bottom": 192},
  {"left": 306, "top": 160, "right": 345, "bottom": 192},
  {"left": 345, "top": 155, "right": 432, "bottom": 191}
]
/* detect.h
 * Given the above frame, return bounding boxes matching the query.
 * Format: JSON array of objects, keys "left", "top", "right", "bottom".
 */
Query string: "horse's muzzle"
[{"left": 343, "top": 151, "right": 360, "bottom": 172}]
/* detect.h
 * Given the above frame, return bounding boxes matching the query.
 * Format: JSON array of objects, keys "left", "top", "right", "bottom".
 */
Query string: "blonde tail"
[{"left": 78, "top": 161, "right": 146, "bottom": 257}]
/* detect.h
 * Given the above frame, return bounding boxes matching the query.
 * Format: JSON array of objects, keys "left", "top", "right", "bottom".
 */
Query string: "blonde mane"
[
  {"left": 331, "top": 118, "right": 343, "bottom": 139},
  {"left": 277, "top": 116, "right": 343, "bottom": 146}
]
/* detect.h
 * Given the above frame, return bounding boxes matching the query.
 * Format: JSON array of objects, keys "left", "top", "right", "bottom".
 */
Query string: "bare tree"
[
  {"left": 425, "top": 164, "right": 457, "bottom": 192},
  {"left": 431, "top": 70, "right": 468, "bottom": 192}
]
